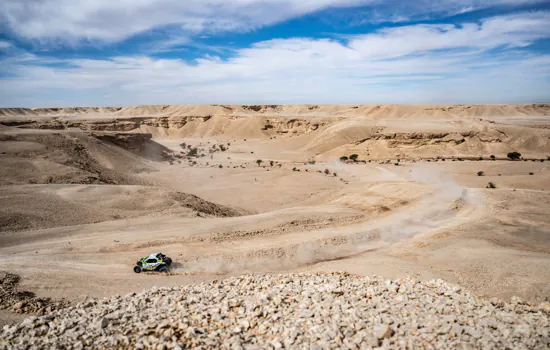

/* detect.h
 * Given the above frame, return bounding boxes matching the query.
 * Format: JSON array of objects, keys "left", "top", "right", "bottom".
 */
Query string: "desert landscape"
[{"left": 1, "top": 104, "right": 550, "bottom": 348}]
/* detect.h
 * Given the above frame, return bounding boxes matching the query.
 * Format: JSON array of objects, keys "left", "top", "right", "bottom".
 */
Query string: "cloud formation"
[
  {"left": 2, "top": 0, "right": 547, "bottom": 43},
  {"left": 1, "top": 11, "right": 549, "bottom": 106},
  {"left": 1, "top": 0, "right": 371, "bottom": 43}
]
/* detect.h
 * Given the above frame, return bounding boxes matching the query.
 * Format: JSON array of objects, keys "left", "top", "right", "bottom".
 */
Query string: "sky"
[{"left": 1, "top": 0, "right": 550, "bottom": 107}]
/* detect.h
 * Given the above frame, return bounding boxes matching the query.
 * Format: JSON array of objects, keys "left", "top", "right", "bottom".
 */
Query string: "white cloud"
[
  {"left": 1, "top": 12, "right": 549, "bottom": 106},
  {"left": 1, "top": 0, "right": 547, "bottom": 44},
  {"left": 0, "top": 0, "right": 372, "bottom": 43},
  {"left": 349, "top": 12, "right": 550, "bottom": 58}
]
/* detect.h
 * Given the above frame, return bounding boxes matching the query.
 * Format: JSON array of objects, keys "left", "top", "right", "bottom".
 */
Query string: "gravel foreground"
[{"left": 1, "top": 273, "right": 549, "bottom": 349}]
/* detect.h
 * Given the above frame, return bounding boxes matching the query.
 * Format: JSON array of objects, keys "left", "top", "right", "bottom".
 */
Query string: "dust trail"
[{"left": 172, "top": 164, "right": 483, "bottom": 274}]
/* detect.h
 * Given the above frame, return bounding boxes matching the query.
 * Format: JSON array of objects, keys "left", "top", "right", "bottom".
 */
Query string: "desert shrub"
[
  {"left": 220, "top": 145, "right": 227, "bottom": 152},
  {"left": 479, "top": 157, "right": 483, "bottom": 160},
  {"left": 490, "top": 155, "right": 495, "bottom": 160},
  {"left": 324, "top": 169, "right": 330, "bottom": 175},
  {"left": 333, "top": 173, "right": 337, "bottom": 177},
  {"left": 340, "top": 156, "right": 348, "bottom": 162},
  {"left": 308, "top": 160, "right": 316, "bottom": 165},
  {"left": 256, "top": 159, "right": 263, "bottom": 166},
  {"left": 292, "top": 167, "right": 297, "bottom": 171},
  {"left": 218, "top": 164, "right": 223, "bottom": 169},
  {"left": 180, "top": 142, "right": 186, "bottom": 149},
  {"left": 477, "top": 171, "right": 484, "bottom": 176},
  {"left": 507, "top": 152, "right": 521, "bottom": 160},
  {"left": 349, "top": 154, "right": 359, "bottom": 162},
  {"left": 188, "top": 148, "right": 198, "bottom": 157},
  {"left": 529, "top": 172, "right": 534, "bottom": 175},
  {"left": 547, "top": 155, "right": 550, "bottom": 160},
  {"left": 395, "top": 163, "right": 399, "bottom": 166},
  {"left": 487, "top": 182, "right": 496, "bottom": 189},
  {"left": 270, "top": 160, "right": 274, "bottom": 167}
]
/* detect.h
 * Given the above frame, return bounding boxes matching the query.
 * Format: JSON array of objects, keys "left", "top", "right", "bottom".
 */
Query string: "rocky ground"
[
  {"left": 2, "top": 273, "right": 549, "bottom": 349},
  {"left": 0, "top": 272, "right": 70, "bottom": 317}
]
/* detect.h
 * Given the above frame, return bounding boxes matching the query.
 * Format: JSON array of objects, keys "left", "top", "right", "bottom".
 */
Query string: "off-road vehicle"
[{"left": 134, "top": 253, "right": 172, "bottom": 273}]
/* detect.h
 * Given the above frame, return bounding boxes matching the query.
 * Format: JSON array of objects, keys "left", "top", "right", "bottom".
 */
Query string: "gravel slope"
[{"left": 2, "top": 273, "right": 549, "bottom": 349}]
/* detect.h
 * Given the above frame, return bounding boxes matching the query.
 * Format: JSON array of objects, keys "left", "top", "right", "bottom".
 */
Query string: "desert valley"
[{"left": 1, "top": 103, "right": 549, "bottom": 348}]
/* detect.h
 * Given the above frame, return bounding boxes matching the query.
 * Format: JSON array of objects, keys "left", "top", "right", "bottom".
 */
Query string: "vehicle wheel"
[
  {"left": 165, "top": 258, "right": 172, "bottom": 266},
  {"left": 158, "top": 266, "right": 169, "bottom": 273},
  {"left": 133, "top": 266, "right": 142, "bottom": 273}
]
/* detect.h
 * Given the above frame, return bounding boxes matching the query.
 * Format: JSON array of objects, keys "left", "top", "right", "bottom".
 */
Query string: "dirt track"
[{"left": 1, "top": 104, "right": 550, "bottom": 325}]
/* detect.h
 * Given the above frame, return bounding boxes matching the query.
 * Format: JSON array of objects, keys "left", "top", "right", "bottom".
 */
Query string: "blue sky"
[{"left": 1, "top": 0, "right": 549, "bottom": 107}]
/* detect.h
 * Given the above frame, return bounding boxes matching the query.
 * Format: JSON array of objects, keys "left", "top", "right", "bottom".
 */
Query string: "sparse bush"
[
  {"left": 218, "top": 164, "right": 223, "bottom": 169},
  {"left": 349, "top": 154, "right": 359, "bottom": 162},
  {"left": 308, "top": 160, "right": 316, "bottom": 165},
  {"left": 340, "top": 156, "right": 348, "bottom": 162},
  {"left": 490, "top": 155, "right": 495, "bottom": 160},
  {"left": 395, "top": 163, "right": 399, "bottom": 166},
  {"left": 479, "top": 157, "right": 483, "bottom": 160},
  {"left": 270, "top": 160, "right": 274, "bottom": 167},
  {"left": 529, "top": 172, "right": 534, "bottom": 175},
  {"left": 477, "top": 171, "right": 484, "bottom": 176},
  {"left": 324, "top": 169, "right": 330, "bottom": 175},
  {"left": 333, "top": 173, "right": 337, "bottom": 177},
  {"left": 292, "top": 167, "right": 297, "bottom": 171},
  {"left": 220, "top": 145, "right": 227, "bottom": 152},
  {"left": 256, "top": 159, "right": 263, "bottom": 166},
  {"left": 180, "top": 142, "right": 186, "bottom": 149},
  {"left": 188, "top": 148, "right": 198, "bottom": 157},
  {"left": 487, "top": 182, "right": 496, "bottom": 189},
  {"left": 507, "top": 152, "right": 521, "bottom": 160}
]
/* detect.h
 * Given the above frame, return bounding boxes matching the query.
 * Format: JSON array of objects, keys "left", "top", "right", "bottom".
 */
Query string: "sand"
[{"left": 1, "top": 104, "right": 549, "bottom": 326}]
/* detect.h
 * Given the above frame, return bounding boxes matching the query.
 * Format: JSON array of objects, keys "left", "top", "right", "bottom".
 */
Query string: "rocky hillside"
[{"left": 2, "top": 273, "right": 548, "bottom": 349}]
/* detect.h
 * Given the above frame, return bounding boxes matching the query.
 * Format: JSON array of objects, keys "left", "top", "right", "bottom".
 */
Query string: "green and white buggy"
[{"left": 134, "top": 253, "right": 173, "bottom": 273}]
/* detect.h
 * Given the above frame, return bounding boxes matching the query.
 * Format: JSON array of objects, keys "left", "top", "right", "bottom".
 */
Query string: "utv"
[{"left": 134, "top": 253, "right": 173, "bottom": 273}]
